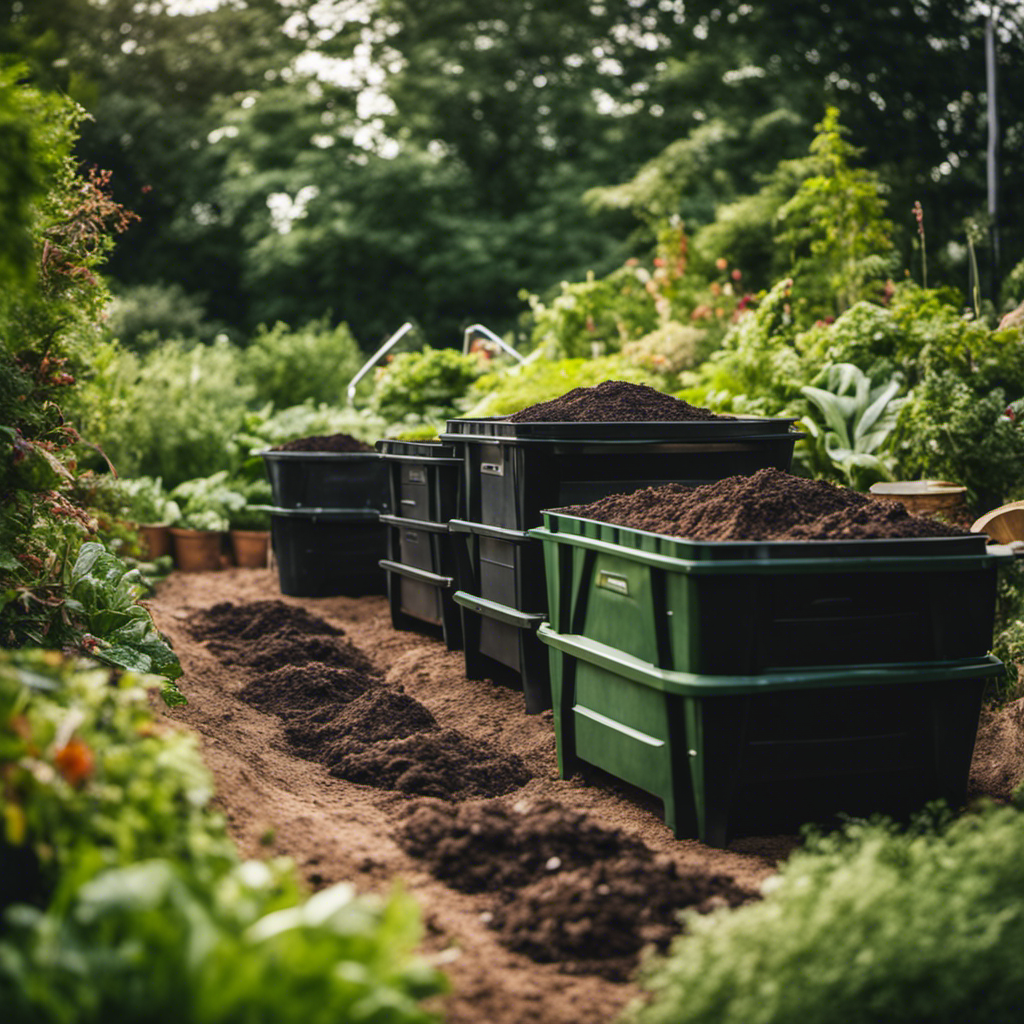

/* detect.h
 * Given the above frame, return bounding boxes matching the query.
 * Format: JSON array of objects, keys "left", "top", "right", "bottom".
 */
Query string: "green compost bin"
[
  {"left": 530, "top": 514, "right": 1015, "bottom": 672},
  {"left": 538, "top": 624, "right": 1005, "bottom": 846}
]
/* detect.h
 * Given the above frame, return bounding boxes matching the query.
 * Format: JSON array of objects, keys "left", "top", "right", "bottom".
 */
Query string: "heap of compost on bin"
[
  {"left": 270, "top": 433, "right": 374, "bottom": 452},
  {"left": 558, "top": 468, "right": 970, "bottom": 541},
  {"left": 506, "top": 380, "right": 731, "bottom": 423}
]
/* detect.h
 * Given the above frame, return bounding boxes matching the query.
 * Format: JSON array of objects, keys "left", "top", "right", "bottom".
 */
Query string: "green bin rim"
[
  {"left": 532, "top": 512, "right": 1014, "bottom": 571},
  {"left": 537, "top": 623, "right": 1006, "bottom": 696}
]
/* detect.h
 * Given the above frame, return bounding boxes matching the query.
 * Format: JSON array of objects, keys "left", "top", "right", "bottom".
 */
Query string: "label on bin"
[
  {"left": 597, "top": 571, "right": 629, "bottom": 596},
  {"left": 481, "top": 461, "right": 504, "bottom": 476},
  {"left": 408, "top": 468, "right": 426, "bottom": 483}
]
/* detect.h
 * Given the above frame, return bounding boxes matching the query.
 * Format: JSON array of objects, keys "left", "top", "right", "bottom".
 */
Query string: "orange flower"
[{"left": 54, "top": 737, "right": 95, "bottom": 788}]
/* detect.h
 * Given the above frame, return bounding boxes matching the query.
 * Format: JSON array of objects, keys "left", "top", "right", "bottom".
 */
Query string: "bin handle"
[{"left": 346, "top": 322, "right": 414, "bottom": 405}]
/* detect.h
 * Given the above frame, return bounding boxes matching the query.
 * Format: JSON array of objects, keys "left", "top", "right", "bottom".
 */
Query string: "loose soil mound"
[
  {"left": 561, "top": 468, "right": 971, "bottom": 541},
  {"left": 194, "top": 599, "right": 530, "bottom": 801},
  {"left": 397, "top": 799, "right": 650, "bottom": 893},
  {"left": 397, "top": 798, "right": 755, "bottom": 981},
  {"left": 507, "top": 380, "right": 729, "bottom": 423},
  {"left": 189, "top": 600, "right": 345, "bottom": 641},
  {"left": 207, "top": 630, "right": 377, "bottom": 676},
  {"left": 239, "top": 662, "right": 376, "bottom": 719},
  {"left": 330, "top": 729, "right": 531, "bottom": 799},
  {"left": 270, "top": 433, "right": 374, "bottom": 452}
]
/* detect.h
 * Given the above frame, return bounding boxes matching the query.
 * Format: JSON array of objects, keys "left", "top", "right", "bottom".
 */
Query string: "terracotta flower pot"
[
  {"left": 138, "top": 523, "right": 172, "bottom": 560},
  {"left": 170, "top": 528, "right": 223, "bottom": 572},
  {"left": 230, "top": 529, "right": 270, "bottom": 568}
]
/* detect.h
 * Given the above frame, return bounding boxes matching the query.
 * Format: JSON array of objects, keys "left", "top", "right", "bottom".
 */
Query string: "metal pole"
[
  {"left": 346, "top": 322, "right": 414, "bottom": 405},
  {"left": 986, "top": 5, "right": 1001, "bottom": 294}
]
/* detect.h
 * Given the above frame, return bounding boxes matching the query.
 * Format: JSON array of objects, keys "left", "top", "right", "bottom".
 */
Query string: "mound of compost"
[
  {"left": 270, "top": 433, "right": 374, "bottom": 452},
  {"left": 507, "top": 380, "right": 729, "bottom": 423},
  {"left": 288, "top": 688, "right": 439, "bottom": 761},
  {"left": 492, "top": 856, "right": 751, "bottom": 981},
  {"left": 189, "top": 600, "right": 344, "bottom": 641},
  {"left": 560, "top": 467, "right": 971, "bottom": 542},
  {"left": 239, "top": 662, "right": 376, "bottom": 719},
  {"left": 329, "top": 729, "right": 530, "bottom": 800},
  {"left": 396, "top": 799, "right": 650, "bottom": 893},
  {"left": 207, "top": 629, "right": 377, "bottom": 676},
  {"left": 396, "top": 798, "right": 754, "bottom": 981}
]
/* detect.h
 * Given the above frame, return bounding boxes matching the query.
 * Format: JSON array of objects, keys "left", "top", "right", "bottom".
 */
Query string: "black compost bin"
[
  {"left": 439, "top": 416, "right": 801, "bottom": 532},
  {"left": 259, "top": 449, "right": 388, "bottom": 511},
  {"left": 440, "top": 415, "right": 802, "bottom": 712},
  {"left": 268, "top": 507, "right": 386, "bottom": 597},
  {"left": 376, "top": 439, "right": 463, "bottom": 648}
]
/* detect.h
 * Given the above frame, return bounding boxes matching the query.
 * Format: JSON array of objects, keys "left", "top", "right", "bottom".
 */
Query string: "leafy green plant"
[
  {"left": 774, "top": 106, "right": 896, "bottom": 320},
  {"left": 798, "top": 363, "right": 904, "bottom": 488},
  {"left": 63, "top": 543, "right": 182, "bottom": 692},
  {"left": 625, "top": 801, "right": 1024, "bottom": 1024},
  {"left": 70, "top": 338, "right": 255, "bottom": 488},
  {"left": 169, "top": 471, "right": 247, "bottom": 533},
  {"left": 1, "top": 860, "right": 445, "bottom": 1024},
  {"left": 0, "top": 651, "right": 446, "bottom": 1023},
  {"left": 0, "top": 651, "right": 217, "bottom": 912},
  {"left": 894, "top": 370, "right": 1024, "bottom": 510},
  {"left": 370, "top": 347, "right": 485, "bottom": 426},
  {"left": 117, "top": 476, "right": 181, "bottom": 526},
  {"left": 241, "top": 317, "right": 365, "bottom": 410}
]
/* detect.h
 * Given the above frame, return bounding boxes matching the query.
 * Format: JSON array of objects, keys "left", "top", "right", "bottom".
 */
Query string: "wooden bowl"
[
  {"left": 868, "top": 480, "right": 966, "bottom": 515},
  {"left": 970, "top": 501, "right": 1024, "bottom": 544}
]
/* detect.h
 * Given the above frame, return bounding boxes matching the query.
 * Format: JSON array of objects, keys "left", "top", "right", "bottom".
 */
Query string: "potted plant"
[
  {"left": 120, "top": 476, "right": 181, "bottom": 560},
  {"left": 228, "top": 478, "right": 272, "bottom": 568},
  {"left": 168, "top": 473, "right": 245, "bottom": 571}
]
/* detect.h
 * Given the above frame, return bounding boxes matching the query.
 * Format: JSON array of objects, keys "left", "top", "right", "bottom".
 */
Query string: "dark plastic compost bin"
[
  {"left": 258, "top": 449, "right": 388, "bottom": 511},
  {"left": 440, "top": 417, "right": 801, "bottom": 532},
  {"left": 268, "top": 507, "right": 386, "bottom": 597},
  {"left": 538, "top": 625, "right": 1004, "bottom": 846},
  {"left": 440, "top": 416, "right": 803, "bottom": 712},
  {"left": 376, "top": 439, "right": 463, "bottom": 648},
  {"left": 530, "top": 514, "right": 1015, "bottom": 672}
]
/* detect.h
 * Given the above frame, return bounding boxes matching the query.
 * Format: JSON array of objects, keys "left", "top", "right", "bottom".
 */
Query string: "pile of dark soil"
[
  {"left": 189, "top": 600, "right": 344, "bottom": 641},
  {"left": 207, "top": 630, "right": 378, "bottom": 676},
  {"left": 396, "top": 799, "right": 754, "bottom": 980},
  {"left": 329, "top": 729, "right": 531, "bottom": 799},
  {"left": 560, "top": 468, "right": 971, "bottom": 542},
  {"left": 189, "top": 600, "right": 530, "bottom": 801},
  {"left": 507, "top": 380, "right": 730, "bottom": 423},
  {"left": 270, "top": 433, "right": 374, "bottom": 453}
]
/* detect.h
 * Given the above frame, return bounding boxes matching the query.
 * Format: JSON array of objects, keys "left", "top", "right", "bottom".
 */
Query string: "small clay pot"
[
  {"left": 170, "top": 528, "right": 223, "bottom": 572},
  {"left": 230, "top": 529, "right": 270, "bottom": 569},
  {"left": 138, "top": 523, "right": 172, "bottom": 560}
]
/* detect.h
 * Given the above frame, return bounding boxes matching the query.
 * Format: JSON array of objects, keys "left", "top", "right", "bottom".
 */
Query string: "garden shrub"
[
  {"left": 71, "top": 338, "right": 255, "bottom": 488},
  {"left": 104, "top": 282, "right": 225, "bottom": 352},
  {"left": 241, "top": 317, "right": 365, "bottom": 410},
  {"left": 625, "top": 801, "right": 1024, "bottom": 1024},
  {"left": 370, "top": 347, "right": 485, "bottom": 426}
]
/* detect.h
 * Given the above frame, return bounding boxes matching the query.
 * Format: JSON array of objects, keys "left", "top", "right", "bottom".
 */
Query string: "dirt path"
[{"left": 146, "top": 567, "right": 1022, "bottom": 1024}]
